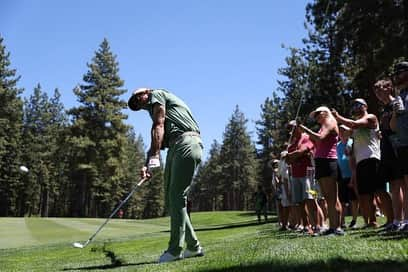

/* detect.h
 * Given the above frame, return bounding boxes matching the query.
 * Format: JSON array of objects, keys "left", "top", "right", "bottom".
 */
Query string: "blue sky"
[{"left": 1, "top": 0, "right": 309, "bottom": 160}]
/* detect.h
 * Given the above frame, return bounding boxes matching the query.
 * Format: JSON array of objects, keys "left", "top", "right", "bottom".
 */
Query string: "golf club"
[{"left": 72, "top": 177, "right": 147, "bottom": 249}]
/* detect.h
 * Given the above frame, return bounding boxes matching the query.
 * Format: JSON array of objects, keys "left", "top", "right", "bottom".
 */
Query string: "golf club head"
[{"left": 72, "top": 242, "right": 85, "bottom": 248}]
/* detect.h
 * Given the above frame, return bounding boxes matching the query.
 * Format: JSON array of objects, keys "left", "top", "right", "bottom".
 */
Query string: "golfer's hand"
[
  {"left": 147, "top": 155, "right": 161, "bottom": 169},
  {"left": 140, "top": 166, "right": 152, "bottom": 180}
]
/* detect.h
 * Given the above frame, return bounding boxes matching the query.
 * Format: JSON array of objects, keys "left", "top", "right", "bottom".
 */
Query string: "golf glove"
[{"left": 147, "top": 155, "right": 161, "bottom": 169}]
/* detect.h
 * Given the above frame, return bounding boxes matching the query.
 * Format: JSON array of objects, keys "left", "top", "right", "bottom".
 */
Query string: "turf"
[{"left": 0, "top": 212, "right": 408, "bottom": 271}]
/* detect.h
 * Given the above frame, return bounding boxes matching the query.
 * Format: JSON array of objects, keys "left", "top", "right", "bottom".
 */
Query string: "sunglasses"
[{"left": 351, "top": 102, "right": 365, "bottom": 111}]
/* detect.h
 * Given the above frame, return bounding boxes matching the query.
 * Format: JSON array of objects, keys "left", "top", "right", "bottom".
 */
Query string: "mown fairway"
[{"left": 1, "top": 212, "right": 408, "bottom": 272}]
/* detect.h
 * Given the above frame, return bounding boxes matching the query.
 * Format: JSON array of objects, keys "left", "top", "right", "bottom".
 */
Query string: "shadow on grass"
[
  {"left": 159, "top": 218, "right": 278, "bottom": 233},
  {"left": 197, "top": 258, "right": 408, "bottom": 272},
  {"left": 236, "top": 212, "right": 277, "bottom": 217},
  {"left": 377, "top": 230, "right": 408, "bottom": 241},
  {"left": 63, "top": 260, "right": 158, "bottom": 271}
]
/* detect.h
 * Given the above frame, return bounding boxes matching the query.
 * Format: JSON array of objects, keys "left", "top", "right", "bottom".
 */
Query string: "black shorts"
[
  {"left": 379, "top": 159, "right": 404, "bottom": 182},
  {"left": 338, "top": 177, "right": 357, "bottom": 203},
  {"left": 397, "top": 146, "right": 408, "bottom": 175},
  {"left": 315, "top": 158, "right": 338, "bottom": 180},
  {"left": 356, "top": 158, "right": 386, "bottom": 195}
]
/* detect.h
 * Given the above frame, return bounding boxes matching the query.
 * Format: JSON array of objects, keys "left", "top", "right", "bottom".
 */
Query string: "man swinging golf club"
[{"left": 128, "top": 88, "right": 204, "bottom": 263}]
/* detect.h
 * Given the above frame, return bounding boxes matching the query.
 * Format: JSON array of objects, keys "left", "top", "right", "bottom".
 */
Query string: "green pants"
[{"left": 164, "top": 134, "right": 203, "bottom": 255}]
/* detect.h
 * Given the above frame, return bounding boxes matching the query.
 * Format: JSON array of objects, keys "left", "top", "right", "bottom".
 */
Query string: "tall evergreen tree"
[
  {"left": 142, "top": 166, "right": 165, "bottom": 218},
  {"left": 45, "top": 89, "right": 69, "bottom": 216},
  {"left": 19, "top": 85, "right": 68, "bottom": 217},
  {"left": 255, "top": 93, "right": 284, "bottom": 199},
  {"left": 68, "top": 38, "right": 129, "bottom": 217},
  {"left": 0, "top": 36, "right": 24, "bottom": 216},
  {"left": 122, "top": 132, "right": 148, "bottom": 218},
  {"left": 219, "top": 106, "right": 259, "bottom": 210},
  {"left": 21, "top": 84, "right": 50, "bottom": 216},
  {"left": 306, "top": 0, "right": 408, "bottom": 113},
  {"left": 190, "top": 140, "right": 222, "bottom": 211}
]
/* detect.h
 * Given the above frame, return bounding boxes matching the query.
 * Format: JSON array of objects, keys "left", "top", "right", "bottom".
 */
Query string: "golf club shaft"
[{"left": 84, "top": 178, "right": 147, "bottom": 245}]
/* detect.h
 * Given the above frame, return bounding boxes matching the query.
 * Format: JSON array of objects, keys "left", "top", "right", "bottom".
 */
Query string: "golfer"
[{"left": 128, "top": 88, "right": 204, "bottom": 263}]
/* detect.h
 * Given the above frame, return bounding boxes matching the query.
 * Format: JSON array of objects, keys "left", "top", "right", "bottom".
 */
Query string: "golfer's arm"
[{"left": 149, "top": 104, "right": 166, "bottom": 157}]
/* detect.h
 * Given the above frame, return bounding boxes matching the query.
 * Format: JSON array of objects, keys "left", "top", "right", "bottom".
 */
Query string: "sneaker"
[
  {"left": 303, "top": 227, "right": 314, "bottom": 235},
  {"left": 321, "top": 228, "right": 336, "bottom": 236},
  {"left": 380, "top": 222, "right": 393, "bottom": 229},
  {"left": 158, "top": 251, "right": 182, "bottom": 263},
  {"left": 278, "top": 226, "right": 288, "bottom": 231},
  {"left": 348, "top": 220, "right": 357, "bottom": 229},
  {"left": 334, "top": 228, "right": 345, "bottom": 236},
  {"left": 183, "top": 246, "right": 204, "bottom": 259},
  {"left": 400, "top": 223, "right": 408, "bottom": 232},
  {"left": 296, "top": 226, "right": 304, "bottom": 232},
  {"left": 384, "top": 223, "right": 402, "bottom": 232}
]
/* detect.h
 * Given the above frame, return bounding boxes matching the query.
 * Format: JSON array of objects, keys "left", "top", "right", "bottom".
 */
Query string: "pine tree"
[
  {"left": 20, "top": 84, "right": 49, "bottom": 216},
  {"left": 122, "top": 132, "right": 147, "bottom": 218},
  {"left": 0, "top": 36, "right": 24, "bottom": 216},
  {"left": 68, "top": 38, "right": 129, "bottom": 217},
  {"left": 190, "top": 140, "right": 223, "bottom": 211},
  {"left": 306, "top": 0, "right": 408, "bottom": 113},
  {"left": 255, "top": 93, "right": 284, "bottom": 203},
  {"left": 46, "top": 89, "right": 69, "bottom": 216},
  {"left": 142, "top": 166, "right": 165, "bottom": 218},
  {"left": 219, "top": 106, "right": 259, "bottom": 210}
]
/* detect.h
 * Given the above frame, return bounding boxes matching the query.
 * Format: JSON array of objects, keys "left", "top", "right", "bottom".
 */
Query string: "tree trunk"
[{"left": 41, "top": 188, "right": 49, "bottom": 217}]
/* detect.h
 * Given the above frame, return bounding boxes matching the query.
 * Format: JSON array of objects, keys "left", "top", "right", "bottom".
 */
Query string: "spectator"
[
  {"left": 118, "top": 209, "right": 124, "bottom": 219},
  {"left": 333, "top": 98, "right": 393, "bottom": 228},
  {"left": 277, "top": 151, "right": 291, "bottom": 230},
  {"left": 374, "top": 79, "right": 406, "bottom": 231},
  {"left": 337, "top": 125, "right": 359, "bottom": 229},
  {"left": 271, "top": 159, "right": 282, "bottom": 226},
  {"left": 286, "top": 120, "right": 322, "bottom": 235},
  {"left": 298, "top": 107, "right": 344, "bottom": 235},
  {"left": 390, "top": 61, "right": 408, "bottom": 230},
  {"left": 254, "top": 185, "right": 268, "bottom": 223}
]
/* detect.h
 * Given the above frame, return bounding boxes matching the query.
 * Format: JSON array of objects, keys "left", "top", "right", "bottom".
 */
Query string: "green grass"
[{"left": 0, "top": 212, "right": 408, "bottom": 271}]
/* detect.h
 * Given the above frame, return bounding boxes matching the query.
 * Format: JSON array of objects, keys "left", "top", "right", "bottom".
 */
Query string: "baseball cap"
[
  {"left": 392, "top": 61, "right": 408, "bottom": 76},
  {"left": 127, "top": 88, "right": 151, "bottom": 111},
  {"left": 352, "top": 98, "right": 367, "bottom": 106},
  {"left": 339, "top": 124, "right": 351, "bottom": 131},
  {"left": 309, "top": 106, "right": 330, "bottom": 119},
  {"left": 288, "top": 120, "right": 297, "bottom": 127}
]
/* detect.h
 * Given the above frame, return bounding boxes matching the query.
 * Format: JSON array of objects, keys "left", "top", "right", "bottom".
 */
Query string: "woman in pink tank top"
[{"left": 299, "top": 106, "right": 344, "bottom": 236}]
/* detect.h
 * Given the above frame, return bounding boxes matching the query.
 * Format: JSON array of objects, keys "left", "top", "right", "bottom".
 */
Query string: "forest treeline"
[{"left": 1, "top": 0, "right": 407, "bottom": 217}]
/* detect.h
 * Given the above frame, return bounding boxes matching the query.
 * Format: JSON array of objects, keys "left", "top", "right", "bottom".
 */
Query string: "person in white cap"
[
  {"left": 128, "top": 88, "right": 203, "bottom": 263},
  {"left": 298, "top": 106, "right": 344, "bottom": 235},
  {"left": 332, "top": 99, "right": 394, "bottom": 229}
]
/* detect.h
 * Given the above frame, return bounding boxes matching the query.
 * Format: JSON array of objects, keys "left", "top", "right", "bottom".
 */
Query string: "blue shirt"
[{"left": 336, "top": 139, "right": 353, "bottom": 178}]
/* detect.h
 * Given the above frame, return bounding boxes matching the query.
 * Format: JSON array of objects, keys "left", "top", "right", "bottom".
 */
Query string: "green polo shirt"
[{"left": 146, "top": 89, "right": 200, "bottom": 148}]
